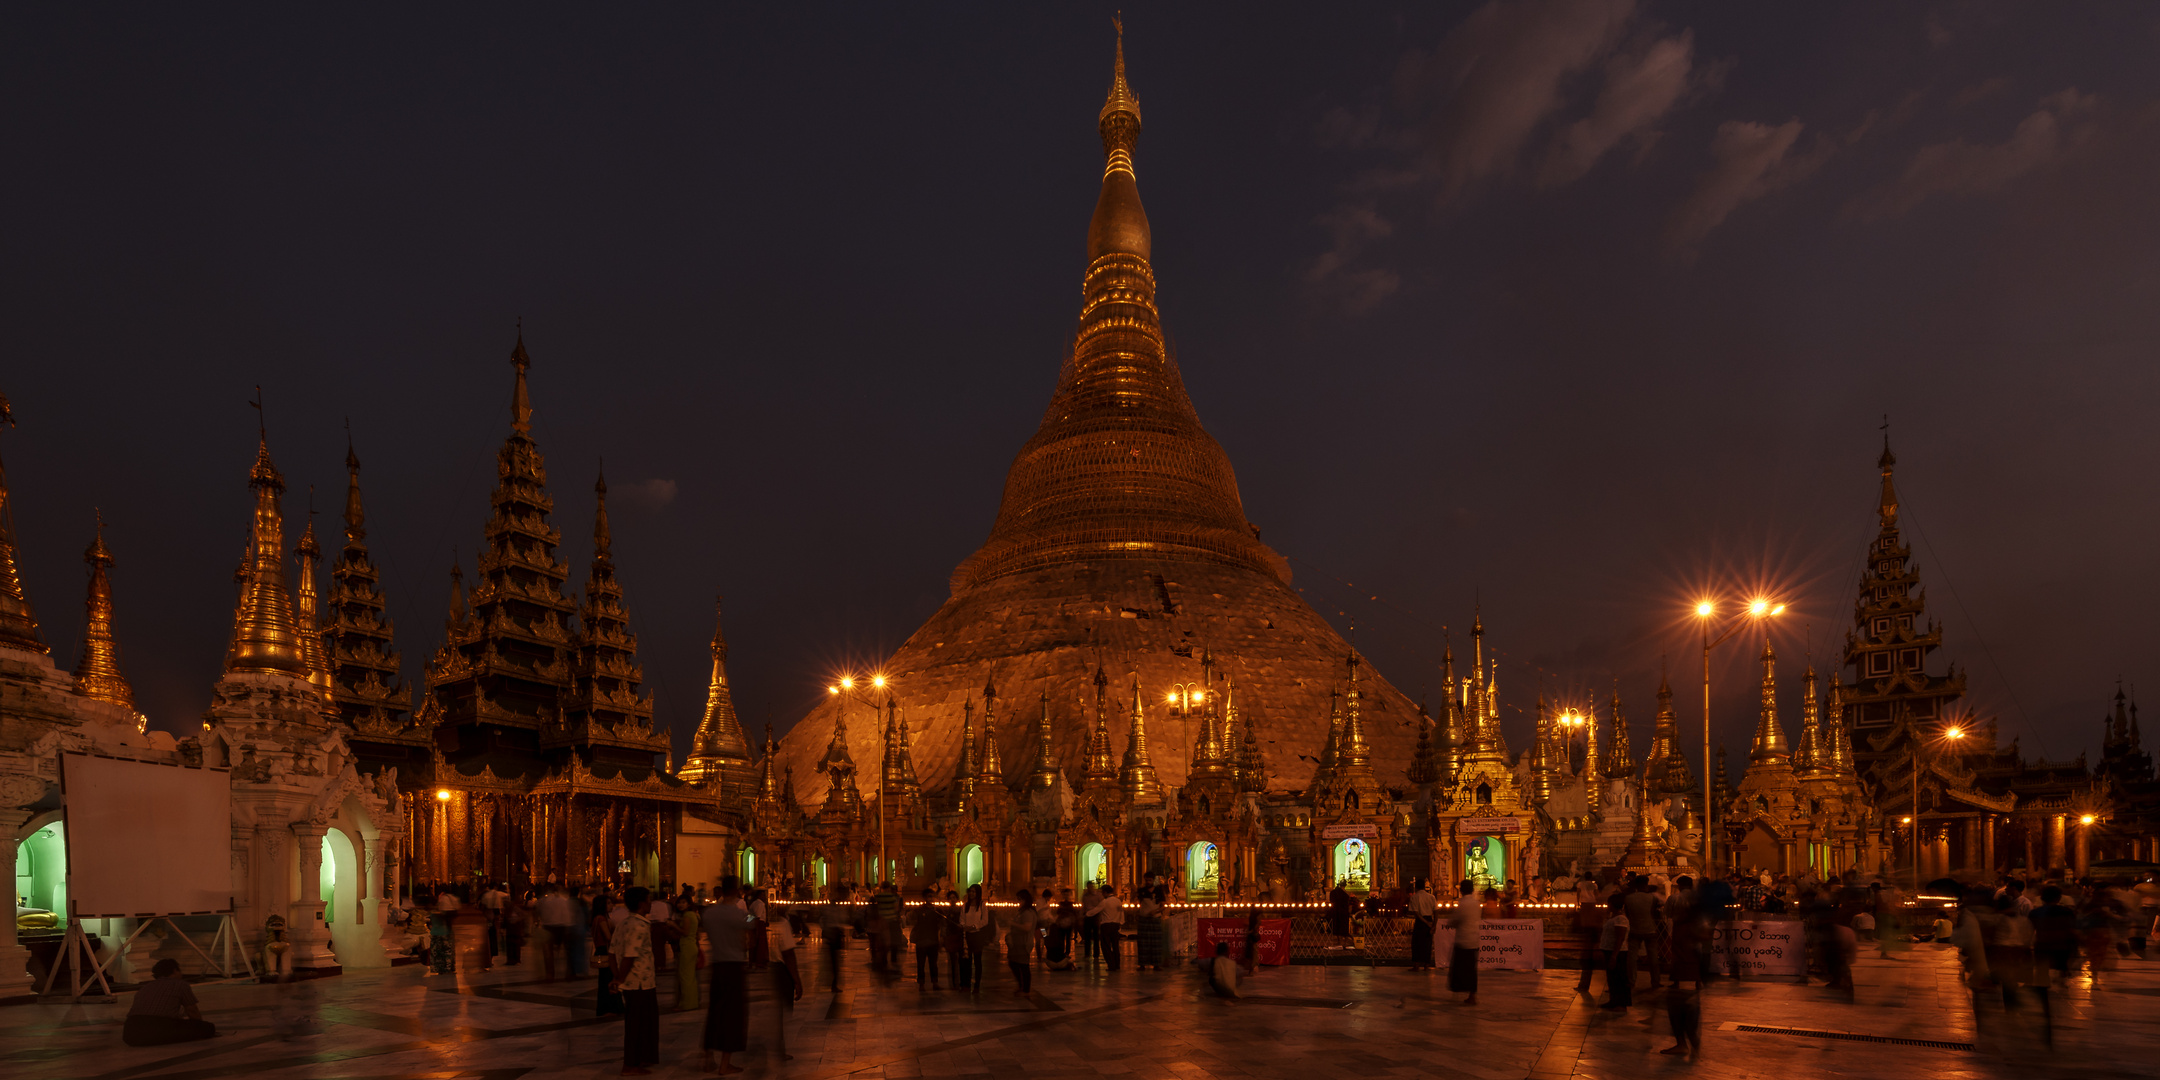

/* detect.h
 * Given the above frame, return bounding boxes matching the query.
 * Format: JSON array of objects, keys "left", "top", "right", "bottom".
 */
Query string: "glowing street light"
[
  {"left": 2080, "top": 814, "right": 2098, "bottom": 826},
  {"left": 1693, "top": 595, "right": 1787, "bottom": 873},
  {"left": 435, "top": 789, "right": 452, "bottom": 802},
  {"left": 1908, "top": 720, "right": 1970, "bottom": 893}
]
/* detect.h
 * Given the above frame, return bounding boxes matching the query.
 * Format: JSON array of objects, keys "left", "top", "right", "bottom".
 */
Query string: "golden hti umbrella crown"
[
  {"left": 228, "top": 437, "right": 308, "bottom": 676},
  {"left": 73, "top": 513, "right": 136, "bottom": 712}
]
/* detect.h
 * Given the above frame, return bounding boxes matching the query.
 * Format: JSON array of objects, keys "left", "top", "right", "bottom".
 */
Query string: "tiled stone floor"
[{"left": 4, "top": 943, "right": 2156, "bottom": 1079}]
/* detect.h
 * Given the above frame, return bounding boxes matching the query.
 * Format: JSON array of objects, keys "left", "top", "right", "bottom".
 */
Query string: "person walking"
[
  {"left": 767, "top": 909, "right": 804, "bottom": 1064},
  {"left": 537, "top": 885, "right": 575, "bottom": 982},
  {"left": 1097, "top": 886, "right": 1125, "bottom": 971},
  {"left": 1598, "top": 895, "right": 1633, "bottom": 1010},
  {"left": 1408, "top": 878, "right": 1438, "bottom": 972},
  {"left": 1622, "top": 876, "right": 1662, "bottom": 990},
  {"left": 701, "top": 878, "right": 753, "bottom": 1076},
  {"left": 612, "top": 886, "right": 661, "bottom": 1076},
  {"left": 819, "top": 884, "right": 852, "bottom": 995},
  {"left": 1007, "top": 888, "right": 1041, "bottom": 995},
  {"left": 748, "top": 888, "right": 770, "bottom": 972},
  {"left": 1448, "top": 879, "right": 1480, "bottom": 1005},
  {"left": 910, "top": 888, "right": 946, "bottom": 989},
  {"left": 1080, "top": 884, "right": 1102, "bottom": 965},
  {"left": 1135, "top": 891, "right": 1164, "bottom": 970},
  {"left": 942, "top": 890, "right": 969, "bottom": 990},
  {"left": 570, "top": 886, "right": 594, "bottom": 979},
  {"left": 592, "top": 892, "right": 624, "bottom": 1017},
  {"left": 961, "top": 885, "right": 995, "bottom": 990}
]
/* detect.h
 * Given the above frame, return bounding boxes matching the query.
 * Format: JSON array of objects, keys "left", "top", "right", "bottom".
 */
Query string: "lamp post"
[
  {"left": 1693, "top": 598, "right": 1784, "bottom": 876},
  {"left": 1909, "top": 722, "right": 1966, "bottom": 893},
  {"left": 1558, "top": 709, "right": 1585, "bottom": 773}
]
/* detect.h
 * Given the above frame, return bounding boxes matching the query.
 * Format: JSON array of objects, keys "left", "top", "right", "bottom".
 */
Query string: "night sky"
[{"left": 3, "top": 3, "right": 2154, "bottom": 771}]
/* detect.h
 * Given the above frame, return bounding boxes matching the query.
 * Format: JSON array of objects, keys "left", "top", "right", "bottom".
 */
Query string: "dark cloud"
[
  {"left": 1665, "top": 118, "right": 1810, "bottom": 252},
  {"left": 1537, "top": 30, "right": 1696, "bottom": 186}
]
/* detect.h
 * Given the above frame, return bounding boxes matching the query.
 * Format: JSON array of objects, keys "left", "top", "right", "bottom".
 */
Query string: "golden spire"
[
  {"left": 1342, "top": 651, "right": 1370, "bottom": 768},
  {"left": 1318, "top": 688, "right": 1343, "bottom": 776},
  {"left": 294, "top": 505, "right": 335, "bottom": 700},
  {"left": 1100, "top": 15, "right": 1142, "bottom": 127},
  {"left": 885, "top": 697, "right": 921, "bottom": 798},
  {"left": 1827, "top": 680, "right": 1854, "bottom": 775},
  {"left": 227, "top": 435, "right": 308, "bottom": 676},
  {"left": 817, "top": 696, "right": 859, "bottom": 811},
  {"left": 72, "top": 513, "right": 136, "bottom": 713},
  {"left": 1795, "top": 665, "right": 1825, "bottom": 776},
  {"left": 1085, "top": 662, "right": 1117, "bottom": 785},
  {"left": 1029, "top": 687, "right": 1060, "bottom": 791},
  {"left": 947, "top": 18, "right": 1282, "bottom": 593},
  {"left": 1236, "top": 678, "right": 1267, "bottom": 793},
  {"left": 1120, "top": 675, "right": 1161, "bottom": 801},
  {"left": 680, "top": 596, "right": 752, "bottom": 783},
  {"left": 955, "top": 698, "right": 978, "bottom": 803},
  {"left": 1749, "top": 644, "right": 1789, "bottom": 765},
  {"left": 0, "top": 400, "right": 47, "bottom": 654},
  {"left": 755, "top": 723, "right": 780, "bottom": 801},
  {"left": 1606, "top": 684, "right": 1635, "bottom": 776},
  {"left": 977, "top": 693, "right": 1005, "bottom": 783}
]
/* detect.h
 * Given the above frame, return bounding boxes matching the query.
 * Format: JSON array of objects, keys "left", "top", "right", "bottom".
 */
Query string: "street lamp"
[
  {"left": 1693, "top": 597, "right": 1786, "bottom": 875},
  {"left": 1908, "top": 722, "right": 1966, "bottom": 893},
  {"left": 1558, "top": 709, "right": 1586, "bottom": 773},
  {"left": 834, "top": 672, "right": 896, "bottom": 886}
]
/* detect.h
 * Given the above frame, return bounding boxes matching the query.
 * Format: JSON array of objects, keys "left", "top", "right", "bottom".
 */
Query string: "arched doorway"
[
  {"left": 738, "top": 846, "right": 757, "bottom": 886},
  {"left": 321, "top": 826, "right": 362, "bottom": 967},
  {"left": 1465, "top": 835, "right": 1506, "bottom": 888},
  {"left": 1074, "top": 842, "right": 1107, "bottom": 894},
  {"left": 811, "top": 856, "right": 829, "bottom": 889},
  {"left": 959, "top": 845, "right": 985, "bottom": 891},
  {"left": 15, "top": 819, "right": 67, "bottom": 918},
  {"left": 1185, "top": 841, "right": 1221, "bottom": 901},
  {"left": 1331, "top": 838, "right": 1372, "bottom": 894}
]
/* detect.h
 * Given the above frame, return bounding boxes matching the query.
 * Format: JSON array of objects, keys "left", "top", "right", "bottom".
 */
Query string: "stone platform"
[{"left": 3, "top": 942, "right": 2154, "bottom": 1079}]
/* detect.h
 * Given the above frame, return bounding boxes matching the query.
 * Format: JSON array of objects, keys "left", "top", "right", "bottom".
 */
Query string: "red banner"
[{"left": 1196, "top": 918, "right": 1293, "bottom": 966}]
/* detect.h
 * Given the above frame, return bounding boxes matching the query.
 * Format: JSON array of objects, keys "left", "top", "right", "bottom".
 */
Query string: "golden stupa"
[{"left": 775, "top": 31, "right": 1422, "bottom": 804}]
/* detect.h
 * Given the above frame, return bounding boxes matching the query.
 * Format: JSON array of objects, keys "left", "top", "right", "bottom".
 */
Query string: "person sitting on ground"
[
  {"left": 122, "top": 959, "right": 216, "bottom": 1046},
  {"left": 1207, "top": 941, "right": 1241, "bottom": 999}
]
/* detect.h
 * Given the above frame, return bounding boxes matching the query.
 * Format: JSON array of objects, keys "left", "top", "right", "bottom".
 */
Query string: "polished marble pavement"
[{"left": 4, "top": 941, "right": 2156, "bottom": 1080}]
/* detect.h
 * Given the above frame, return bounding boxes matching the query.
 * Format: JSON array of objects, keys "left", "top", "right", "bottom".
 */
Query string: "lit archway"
[
  {"left": 959, "top": 845, "right": 986, "bottom": 890},
  {"left": 1075, "top": 842, "right": 1107, "bottom": 894},
  {"left": 1332, "top": 838, "right": 1372, "bottom": 895},
  {"left": 738, "top": 846, "right": 757, "bottom": 886},
  {"left": 15, "top": 819, "right": 67, "bottom": 919},
  {"left": 1186, "top": 841, "right": 1221, "bottom": 900},
  {"left": 1465, "top": 835, "right": 1507, "bottom": 888}
]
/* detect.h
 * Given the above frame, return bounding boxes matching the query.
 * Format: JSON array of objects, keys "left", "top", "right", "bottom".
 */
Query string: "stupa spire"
[
  {"left": 1750, "top": 645, "right": 1790, "bottom": 765},
  {"left": 1237, "top": 679, "right": 1267, "bottom": 793},
  {"left": 1342, "top": 651, "right": 1371, "bottom": 768},
  {"left": 1085, "top": 663, "right": 1117, "bottom": 786},
  {"left": 680, "top": 597, "right": 753, "bottom": 784},
  {"left": 228, "top": 434, "right": 307, "bottom": 676},
  {"left": 1795, "top": 665, "right": 1825, "bottom": 776},
  {"left": 72, "top": 513, "right": 135, "bottom": 713},
  {"left": 1121, "top": 675, "right": 1162, "bottom": 802},
  {"left": 946, "top": 20, "right": 1282, "bottom": 594},
  {"left": 0, "top": 400, "right": 47, "bottom": 654},
  {"left": 978, "top": 691, "right": 1005, "bottom": 784},
  {"left": 295, "top": 506, "right": 335, "bottom": 700},
  {"left": 955, "top": 699, "right": 979, "bottom": 803},
  {"left": 1029, "top": 688, "right": 1059, "bottom": 791},
  {"left": 326, "top": 438, "right": 406, "bottom": 731},
  {"left": 1606, "top": 685, "right": 1635, "bottom": 776},
  {"left": 883, "top": 698, "right": 921, "bottom": 799}
]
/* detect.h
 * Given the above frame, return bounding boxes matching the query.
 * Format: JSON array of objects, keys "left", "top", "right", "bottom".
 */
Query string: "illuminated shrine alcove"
[
  {"left": 959, "top": 845, "right": 986, "bottom": 890},
  {"left": 811, "top": 857, "right": 830, "bottom": 888},
  {"left": 1466, "top": 835, "right": 1508, "bottom": 889},
  {"left": 1331, "top": 838, "right": 1371, "bottom": 895},
  {"left": 738, "top": 846, "right": 757, "bottom": 885},
  {"left": 320, "top": 834, "right": 337, "bottom": 926},
  {"left": 1074, "top": 842, "right": 1107, "bottom": 894},
  {"left": 1185, "top": 841, "right": 1221, "bottom": 901},
  {"left": 15, "top": 820, "right": 67, "bottom": 923}
]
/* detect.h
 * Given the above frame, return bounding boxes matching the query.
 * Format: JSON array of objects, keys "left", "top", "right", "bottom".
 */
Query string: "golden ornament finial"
[{"left": 73, "top": 510, "right": 135, "bottom": 709}]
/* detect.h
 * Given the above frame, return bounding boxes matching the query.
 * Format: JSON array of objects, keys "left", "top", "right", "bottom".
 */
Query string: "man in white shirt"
[{"left": 1096, "top": 886, "right": 1125, "bottom": 971}]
